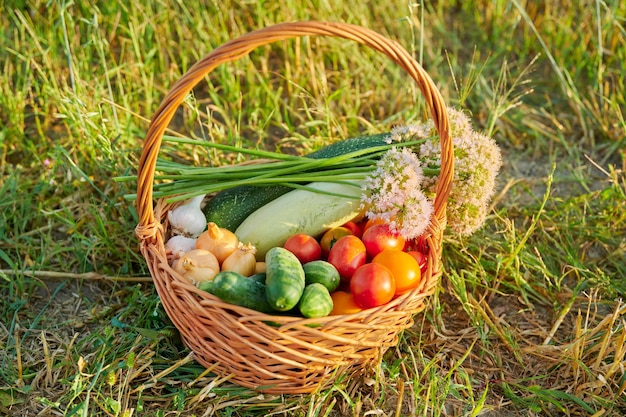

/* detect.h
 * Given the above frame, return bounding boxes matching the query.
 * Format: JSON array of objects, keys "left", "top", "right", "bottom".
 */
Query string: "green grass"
[{"left": 1, "top": 0, "right": 625, "bottom": 415}]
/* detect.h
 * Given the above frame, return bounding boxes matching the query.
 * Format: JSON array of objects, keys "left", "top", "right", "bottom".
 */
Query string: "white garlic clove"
[{"left": 165, "top": 235, "right": 197, "bottom": 260}]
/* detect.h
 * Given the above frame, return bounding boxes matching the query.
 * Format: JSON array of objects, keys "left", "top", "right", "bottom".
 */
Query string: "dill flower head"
[{"left": 361, "top": 147, "right": 433, "bottom": 239}]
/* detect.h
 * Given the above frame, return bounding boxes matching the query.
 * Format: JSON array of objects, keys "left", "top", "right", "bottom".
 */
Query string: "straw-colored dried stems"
[{"left": 135, "top": 21, "right": 453, "bottom": 393}]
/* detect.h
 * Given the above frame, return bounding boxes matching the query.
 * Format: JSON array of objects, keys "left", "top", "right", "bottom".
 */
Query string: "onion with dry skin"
[
  {"left": 221, "top": 243, "right": 257, "bottom": 277},
  {"left": 254, "top": 262, "right": 266, "bottom": 274},
  {"left": 173, "top": 249, "right": 220, "bottom": 284},
  {"left": 195, "top": 222, "right": 239, "bottom": 263}
]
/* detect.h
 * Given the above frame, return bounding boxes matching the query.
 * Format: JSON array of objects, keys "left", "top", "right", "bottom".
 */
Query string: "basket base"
[{"left": 183, "top": 333, "right": 386, "bottom": 394}]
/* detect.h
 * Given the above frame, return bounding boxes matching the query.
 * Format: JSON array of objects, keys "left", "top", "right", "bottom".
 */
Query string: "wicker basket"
[{"left": 135, "top": 21, "right": 452, "bottom": 394}]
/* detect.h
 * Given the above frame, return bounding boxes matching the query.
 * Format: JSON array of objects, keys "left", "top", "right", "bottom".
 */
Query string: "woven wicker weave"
[{"left": 135, "top": 21, "right": 452, "bottom": 394}]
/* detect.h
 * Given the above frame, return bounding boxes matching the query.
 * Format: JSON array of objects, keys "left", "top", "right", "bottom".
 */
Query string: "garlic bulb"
[
  {"left": 167, "top": 195, "right": 206, "bottom": 238},
  {"left": 173, "top": 249, "right": 220, "bottom": 284},
  {"left": 165, "top": 235, "right": 197, "bottom": 260}
]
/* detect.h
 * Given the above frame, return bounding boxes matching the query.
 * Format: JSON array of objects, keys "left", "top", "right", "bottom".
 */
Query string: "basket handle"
[{"left": 136, "top": 21, "right": 452, "bottom": 242}]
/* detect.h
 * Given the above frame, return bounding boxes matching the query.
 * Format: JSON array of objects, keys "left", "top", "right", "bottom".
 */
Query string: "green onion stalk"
[{"left": 119, "top": 135, "right": 436, "bottom": 204}]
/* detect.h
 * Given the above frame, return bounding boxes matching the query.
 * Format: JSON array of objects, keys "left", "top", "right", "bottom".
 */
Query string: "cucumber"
[
  {"left": 196, "top": 280, "right": 214, "bottom": 294},
  {"left": 249, "top": 272, "right": 267, "bottom": 284},
  {"left": 265, "top": 247, "right": 306, "bottom": 312},
  {"left": 298, "top": 283, "right": 333, "bottom": 318},
  {"left": 303, "top": 260, "right": 340, "bottom": 293},
  {"left": 203, "top": 133, "right": 390, "bottom": 231},
  {"left": 209, "top": 271, "right": 275, "bottom": 313},
  {"left": 236, "top": 181, "right": 363, "bottom": 258}
]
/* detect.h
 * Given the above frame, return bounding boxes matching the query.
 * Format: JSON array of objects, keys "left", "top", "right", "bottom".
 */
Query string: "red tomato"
[
  {"left": 341, "top": 221, "right": 363, "bottom": 238},
  {"left": 327, "top": 235, "right": 366, "bottom": 282},
  {"left": 283, "top": 233, "right": 321, "bottom": 264},
  {"left": 407, "top": 250, "right": 428, "bottom": 275},
  {"left": 355, "top": 219, "right": 369, "bottom": 235},
  {"left": 373, "top": 250, "right": 421, "bottom": 296},
  {"left": 406, "top": 235, "right": 429, "bottom": 254},
  {"left": 330, "top": 291, "right": 362, "bottom": 315},
  {"left": 362, "top": 224, "right": 405, "bottom": 258},
  {"left": 319, "top": 227, "right": 353, "bottom": 257},
  {"left": 350, "top": 263, "right": 396, "bottom": 308}
]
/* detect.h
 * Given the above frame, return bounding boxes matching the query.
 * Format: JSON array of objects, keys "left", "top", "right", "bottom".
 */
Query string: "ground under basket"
[{"left": 135, "top": 21, "right": 453, "bottom": 394}]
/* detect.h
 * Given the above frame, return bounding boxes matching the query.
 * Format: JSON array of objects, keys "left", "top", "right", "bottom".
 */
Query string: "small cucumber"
[
  {"left": 209, "top": 271, "right": 275, "bottom": 314},
  {"left": 303, "top": 260, "right": 340, "bottom": 293},
  {"left": 265, "top": 247, "right": 305, "bottom": 312},
  {"left": 298, "top": 283, "right": 333, "bottom": 318},
  {"left": 196, "top": 280, "right": 214, "bottom": 293},
  {"left": 248, "top": 272, "right": 267, "bottom": 284},
  {"left": 203, "top": 133, "right": 390, "bottom": 232}
]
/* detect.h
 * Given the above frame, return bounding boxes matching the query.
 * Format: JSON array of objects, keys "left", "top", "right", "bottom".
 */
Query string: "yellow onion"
[
  {"left": 195, "top": 222, "right": 239, "bottom": 263},
  {"left": 173, "top": 249, "right": 220, "bottom": 284},
  {"left": 254, "top": 261, "right": 266, "bottom": 274},
  {"left": 221, "top": 243, "right": 257, "bottom": 277}
]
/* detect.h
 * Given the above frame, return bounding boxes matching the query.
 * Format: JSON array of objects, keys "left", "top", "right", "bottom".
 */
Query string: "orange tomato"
[
  {"left": 330, "top": 291, "right": 362, "bottom": 315},
  {"left": 372, "top": 250, "right": 421, "bottom": 296},
  {"left": 406, "top": 250, "right": 428, "bottom": 275}
]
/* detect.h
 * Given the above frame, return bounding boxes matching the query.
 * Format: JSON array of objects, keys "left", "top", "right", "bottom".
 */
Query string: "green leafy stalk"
[{"left": 120, "top": 137, "right": 434, "bottom": 203}]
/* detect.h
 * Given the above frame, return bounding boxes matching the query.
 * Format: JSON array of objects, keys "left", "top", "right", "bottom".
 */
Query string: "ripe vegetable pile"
[{"left": 166, "top": 209, "right": 428, "bottom": 318}]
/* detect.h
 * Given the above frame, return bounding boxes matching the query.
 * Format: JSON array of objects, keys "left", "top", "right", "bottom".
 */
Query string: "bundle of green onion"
[{"left": 122, "top": 134, "right": 432, "bottom": 203}]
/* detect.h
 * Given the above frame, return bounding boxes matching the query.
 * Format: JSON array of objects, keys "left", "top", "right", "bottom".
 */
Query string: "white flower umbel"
[
  {"left": 361, "top": 147, "right": 433, "bottom": 239},
  {"left": 388, "top": 120, "right": 435, "bottom": 144}
]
